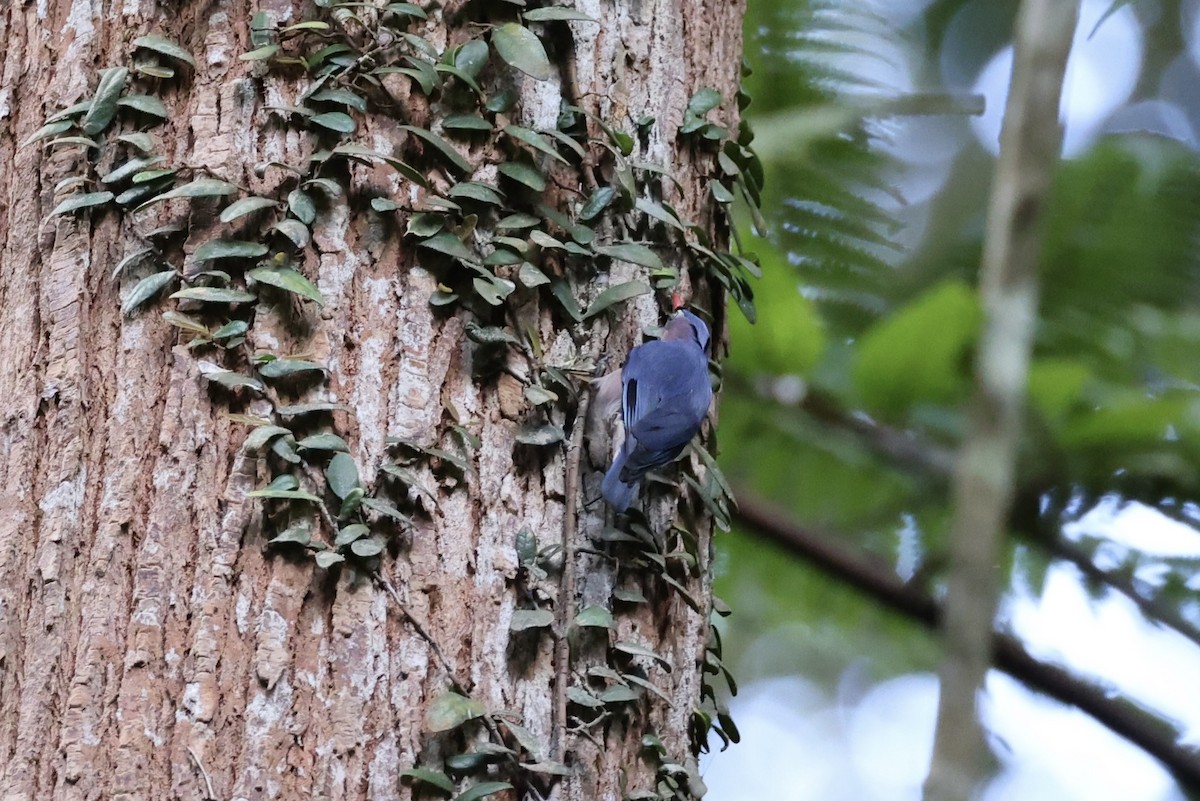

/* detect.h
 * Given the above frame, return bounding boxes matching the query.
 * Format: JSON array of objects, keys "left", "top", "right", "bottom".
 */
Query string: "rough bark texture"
[{"left": 0, "top": 2, "right": 744, "bottom": 801}]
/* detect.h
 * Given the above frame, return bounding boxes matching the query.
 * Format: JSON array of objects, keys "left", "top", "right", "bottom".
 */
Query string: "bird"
[{"left": 598, "top": 309, "right": 713, "bottom": 512}]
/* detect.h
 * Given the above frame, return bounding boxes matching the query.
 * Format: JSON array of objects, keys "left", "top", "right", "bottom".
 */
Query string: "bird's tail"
[{"left": 601, "top": 448, "right": 640, "bottom": 512}]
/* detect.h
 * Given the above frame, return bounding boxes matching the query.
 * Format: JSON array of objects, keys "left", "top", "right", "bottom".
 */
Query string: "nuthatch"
[{"left": 595, "top": 309, "right": 713, "bottom": 512}]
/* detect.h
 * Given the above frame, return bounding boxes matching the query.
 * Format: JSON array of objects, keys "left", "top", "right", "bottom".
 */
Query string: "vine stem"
[{"left": 553, "top": 376, "right": 593, "bottom": 765}]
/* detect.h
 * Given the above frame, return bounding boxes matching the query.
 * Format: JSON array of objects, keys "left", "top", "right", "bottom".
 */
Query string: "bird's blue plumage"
[{"left": 602, "top": 311, "right": 712, "bottom": 511}]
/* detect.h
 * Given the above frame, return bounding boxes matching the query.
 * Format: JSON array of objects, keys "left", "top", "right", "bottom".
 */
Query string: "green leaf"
[
  {"left": 121, "top": 270, "right": 176, "bottom": 315},
  {"left": 350, "top": 538, "right": 384, "bottom": 557},
  {"left": 281, "top": 20, "right": 330, "bottom": 33},
  {"left": 204, "top": 370, "right": 265, "bottom": 392},
  {"left": 406, "top": 213, "right": 443, "bottom": 237},
  {"left": 248, "top": 266, "right": 324, "bottom": 305},
  {"left": 498, "top": 162, "right": 546, "bottom": 191},
  {"left": 268, "top": 525, "right": 312, "bottom": 546},
  {"left": 472, "top": 276, "right": 515, "bottom": 306},
  {"left": 492, "top": 23, "right": 553, "bottom": 80},
  {"left": 240, "top": 44, "right": 280, "bottom": 61},
  {"left": 687, "top": 87, "right": 722, "bottom": 117},
  {"left": 401, "top": 125, "right": 471, "bottom": 175},
  {"left": 50, "top": 192, "right": 113, "bottom": 216},
  {"left": 44, "top": 136, "right": 100, "bottom": 149},
  {"left": 574, "top": 605, "right": 614, "bottom": 629},
  {"left": 211, "top": 320, "right": 249, "bottom": 340},
  {"left": 310, "top": 111, "right": 356, "bottom": 134},
  {"left": 172, "top": 286, "right": 257, "bottom": 303},
  {"left": 81, "top": 67, "right": 129, "bottom": 135},
  {"left": 137, "top": 178, "right": 238, "bottom": 211},
  {"left": 635, "top": 198, "right": 687, "bottom": 231},
  {"left": 455, "top": 783, "right": 513, "bottom": 801},
  {"left": 220, "top": 196, "right": 278, "bottom": 222},
  {"left": 540, "top": 128, "right": 587, "bottom": 160},
  {"left": 517, "top": 262, "right": 550, "bottom": 288},
  {"left": 515, "top": 421, "right": 565, "bottom": 446},
  {"left": 443, "top": 114, "right": 492, "bottom": 132},
  {"left": 131, "top": 168, "right": 178, "bottom": 184},
  {"left": 503, "top": 125, "right": 569, "bottom": 165},
  {"left": 584, "top": 281, "right": 650, "bottom": 318},
  {"left": 455, "top": 39, "right": 490, "bottom": 79},
  {"left": 277, "top": 401, "right": 345, "bottom": 417},
  {"left": 485, "top": 86, "right": 519, "bottom": 113},
  {"left": 612, "top": 641, "right": 672, "bottom": 671},
  {"left": 309, "top": 88, "right": 367, "bottom": 113},
  {"left": 578, "top": 186, "right": 616, "bottom": 221},
  {"left": 22, "top": 120, "right": 72, "bottom": 146},
  {"left": 132, "top": 34, "right": 197, "bottom": 67},
  {"left": 102, "top": 156, "right": 167, "bottom": 185},
  {"left": 287, "top": 190, "right": 317, "bottom": 224},
  {"left": 134, "top": 62, "right": 176, "bottom": 79},
  {"left": 567, "top": 687, "right": 603, "bottom": 708},
  {"left": 400, "top": 769, "right": 454, "bottom": 793},
  {"left": 258, "top": 359, "right": 326, "bottom": 379},
  {"left": 247, "top": 488, "right": 323, "bottom": 502},
  {"left": 466, "top": 324, "right": 521, "bottom": 346},
  {"left": 509, "top": 608, "right": 555, "bottom": 630},
  {"left": 711, "top": 180, "right": 735, "bottom": 204},
  {"left": 515, "top": 528, "right": 537, "bottom": 566},
  {"left": 243, "top": 425, "right": 292, "bottom": 452},
  {"left": 315, "top": 551, "right": 345, "bottom": 568},
  {"left": 273, "top": 219, "right": 310, "bottom": 249},
  {"left": 46, "top": 100, "right": 93, "bottom": 124},
  {"left": 385, "top": 2, "right": 428, "bottom": 18},
  {"left": 497, "top": 213, "right": 539, "bottom": 230},
  {"left": 596, "top": 243, "right": 662, "bottom": 269},
  {"left": 418, "top": 231, "right": 476, "bottom": 262},
  {"left": 334, "top": 523, "right": 369, "bottom": 546},
  {"left": 612, "top": 587, "right": 646, "bottom": 604},
  {"left": 426, "top": 692, "right": 487, "bottom": 733},
  {"left": 107, "top": 249, "right": 157, "bottom": 281},
  {"left": 853, "top": 280, "right": 980, "bottom": 413},
  {"left": 448, "top": 181, "right": 504, "bottom": 206},
  {"left": 194, "top": 239, "right": 269, "bottom": 261},
  {"left": 267, "top": 478, "right": 299, "bottom": 497},
  {"left": 361, "top": 497, "right": 412, "bottom": 524},
  {"left": 326, "top": 452, "right": 360, "bottom": 499},
  {"left": 550, "top": 279, "right": 583, "bottom": 322},
  {"left": 522, "top": 8, "right": 597, "bottom": 21},
  {"left": 599, "top": 685, "right": 639, "bottom": 704},
  {"left": 297, "top": 433, "right": 349, "bottom": 452},
  {"left": 117, "top": 94, "right": 168, "bottom": 119}
]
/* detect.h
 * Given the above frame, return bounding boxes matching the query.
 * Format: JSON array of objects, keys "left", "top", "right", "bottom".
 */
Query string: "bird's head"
[{"left": 663, "top": 309, "right": 710, "bottom": 353}]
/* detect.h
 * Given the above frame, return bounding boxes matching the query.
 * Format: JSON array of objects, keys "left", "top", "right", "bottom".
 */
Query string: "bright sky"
[{"left": 705, "top": 1, "right": 1200, "bottom": 798}]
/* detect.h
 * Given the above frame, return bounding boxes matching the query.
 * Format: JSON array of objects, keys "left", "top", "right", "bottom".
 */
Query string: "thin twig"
[
  {"left": 187, "top": 746, "right": 216, "bottom": 801},
  {"left": 373, "top": 570, "right": 471, "bottom": 695},
  {"left": 553, "top": 379, "right": 592, "bottom": 765}
]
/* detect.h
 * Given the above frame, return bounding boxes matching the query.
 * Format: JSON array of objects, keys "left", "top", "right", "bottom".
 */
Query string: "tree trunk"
[{"left": 0, "top": 2, "right": 745, "bottom": 801}]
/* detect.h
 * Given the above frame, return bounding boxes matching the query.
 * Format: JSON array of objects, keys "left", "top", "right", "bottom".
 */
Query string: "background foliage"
[{"left": 712, "top": 0, "right": 1200, "bottom": 797}]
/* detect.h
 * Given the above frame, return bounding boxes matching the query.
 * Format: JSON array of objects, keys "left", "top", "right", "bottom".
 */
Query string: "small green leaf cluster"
[
  {"left": 31, "top": 36, "right": 192, "bottom": 219},
  {"left": 402, "top": 689, "right": 569, "bottom": 799},
  {"left": 678, "top": 70, "right": 768, "bottom": 324},
  {"left": 627, "top": 733, "right": 708, "bottom": 801}
]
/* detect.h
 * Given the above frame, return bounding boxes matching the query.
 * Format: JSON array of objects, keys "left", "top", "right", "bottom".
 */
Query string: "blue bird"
[{"left": 600, "top": 309, "right": 713, "bottom": 512}]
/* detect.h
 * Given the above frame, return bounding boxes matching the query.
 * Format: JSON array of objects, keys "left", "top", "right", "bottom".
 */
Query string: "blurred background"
[{"left": 704, "top": 0, "right": 1200, "bottom": 798}]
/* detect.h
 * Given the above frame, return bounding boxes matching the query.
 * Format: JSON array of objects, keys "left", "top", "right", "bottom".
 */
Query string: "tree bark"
[{"left": 0, "top": 2, "right": 744, "bottom": 800}]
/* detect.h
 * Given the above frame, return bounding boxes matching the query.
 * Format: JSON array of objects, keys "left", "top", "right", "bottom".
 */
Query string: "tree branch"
[{"left": 733, "top": 493, "right": 1200, "bottom": 793}]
